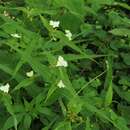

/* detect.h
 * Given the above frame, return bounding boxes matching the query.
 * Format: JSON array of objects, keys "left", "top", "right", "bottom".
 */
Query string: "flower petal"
[
  {"left": 26, "top": 70, "right": 34, "bottom": 77},
  {"left": 11, "top": 33, "right": 21, "bottom": 38}
]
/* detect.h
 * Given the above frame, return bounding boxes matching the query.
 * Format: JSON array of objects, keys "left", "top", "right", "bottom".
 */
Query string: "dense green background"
[{"left": 0, "top": 0, "right": 130, "bottom": 130}]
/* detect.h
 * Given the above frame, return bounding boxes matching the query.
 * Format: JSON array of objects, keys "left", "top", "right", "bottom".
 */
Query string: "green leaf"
[
  {"left": 85, "top": 118, "right": 92, "bottom": 130},
  {"left": 121, "top": 53, "right": 130, "bottom": 65},
  {"left": 36, "top": 106, "right": 55, "bottom": 117},
  {"left": 23, "top": 114, "right": 32, "bottom": 129},
  {"left": 118, "top": 105, "right": 130, "bottom": 124},
  {"left": 53, "top": 0, "right": 85, "bottom": 19},
  {"left": 68, "top": 96, "right": 83, "bottom": 114},
  {"left": 28, "top": 57, "right": 52, "bottom": 82},
  {"left": 110, "top": 28, "right": 130, "bottom": 37},
  {"left": 105, "top": 82, "right": 113, "bottom": 107},
  {"left": 59, "top": 98, "right": 67, "bottom": 117},
  {"left": 44, "top": 81, "right": 58, "bottom": 102},
  {"left": 3, "top": 113, "right": 24, "bottom": 130},
  {"left": 13, "top": 37, "right": 37, "bottom": 77},
  {"left": 87, "top": 0, "right": 114, "bottom": 12},
  {"left": 40, "top": 15, "right": 53, "bottom": 32},
  {"left": 54, "top": 121, "right": 72, "bottom": 130},
  {"left": 59, "top": 12, "right": 82, "bottom": 33},
  {"left": 113, "top": 84, "right": 130, "bottom": 103},
  {"left": 104, "top": 57, "right": 113, "bottom": 107},
  {"left": 63, "top": 54, "right": 106, "bottom": 61},
  {"left": 13, "top": 77, "right": 34, "bottom": 91}
]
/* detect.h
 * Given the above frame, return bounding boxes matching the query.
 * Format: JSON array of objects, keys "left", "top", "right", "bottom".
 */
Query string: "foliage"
[{"left": 0, "top": 0, "right": 130, "bottom": 130}]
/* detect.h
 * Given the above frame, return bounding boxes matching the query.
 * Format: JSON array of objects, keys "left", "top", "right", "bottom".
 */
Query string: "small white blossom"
[
  {"left": 4, "top": 10, "right": 9, "bottom": 17},
  {"left": 57, "top": 80, "right": 66, "bottom": 88},
  {"left": 0, "top": 83, "right": 10, "bottom": 93},
  {"left": 26, "top": 70, "right": 34, "bottom": 78},
  {"left": 12, "top": 16, "right": 15, "bottom": 19},
  {"left": 56, "top": 56, "right": 68, "bottom": 67},
  {"left": 65, "top": 30, "right": 72, "bottom": 40},
  {"left": 49, "top": 20, "right": 60, "bottom": 28},
  {"left": 11, "top": 33, "right": 21, "bottom": 38}
]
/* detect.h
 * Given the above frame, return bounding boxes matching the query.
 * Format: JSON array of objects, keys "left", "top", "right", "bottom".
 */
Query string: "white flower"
[
  {"left": 57, "top": 80, "right": 66, "bottom": 88},
  {"left": 49, "top": 20, "right": 60, "bottom": 28},
  {"left": 4, "top": 10, "right": 9, "bottom": 17},
  {"left": 11, "top": 33, "right": 21, "bottom": 38},
  {"left": 56, "top": 56, "right": 68, "bottom": 67},
  {"left": 26, "top": 70, "right": 34, "bottom": 78},
  {"left": 0, "top": 83, "right": 10, "bottom": 93},
  {"left": 65, "top": 30, "right": 72, "bottom": 40}
]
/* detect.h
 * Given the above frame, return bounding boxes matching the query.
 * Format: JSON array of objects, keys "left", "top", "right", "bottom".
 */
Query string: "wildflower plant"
[{"left": 0, "top": 0, "right": 130, "bottom": 130}]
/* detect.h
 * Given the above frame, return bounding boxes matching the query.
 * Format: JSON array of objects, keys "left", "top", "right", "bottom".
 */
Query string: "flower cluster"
[{"left": 7, "top": 20, "right": 71, "bottom": 92}]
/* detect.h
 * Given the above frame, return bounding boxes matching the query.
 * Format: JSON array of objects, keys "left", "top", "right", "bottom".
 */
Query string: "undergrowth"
[{"left": 0, "top": 0, "right": 130, "bottom": 130}]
